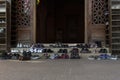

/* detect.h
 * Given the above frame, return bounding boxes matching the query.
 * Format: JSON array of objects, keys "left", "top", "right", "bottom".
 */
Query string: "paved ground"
[{"left": 0, "top": 59, "right": 120, "bottom": 80}]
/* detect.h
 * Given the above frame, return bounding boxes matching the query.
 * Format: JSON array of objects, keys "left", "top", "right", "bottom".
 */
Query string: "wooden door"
[{"left": 64, "top": 15, "right": 84, "bottom": 43}]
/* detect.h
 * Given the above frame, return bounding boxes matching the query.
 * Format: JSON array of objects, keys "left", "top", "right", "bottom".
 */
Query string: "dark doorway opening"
[{"left": 36, "top": 0, "right": 84, "bottom": 43}]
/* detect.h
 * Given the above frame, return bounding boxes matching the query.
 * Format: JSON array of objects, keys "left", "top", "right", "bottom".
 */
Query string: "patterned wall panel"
[
  {"left": 86, "top": 0, "right": 108, "bottom": 45},
  {"left": 15, "top": 0, "right": 33, "bottom": 27},
  {"left": 11, "top": 0, "right": 34, "bottom": 47},
  {"left": 92, "top": 0, "right": 108, "bottom": 24}
]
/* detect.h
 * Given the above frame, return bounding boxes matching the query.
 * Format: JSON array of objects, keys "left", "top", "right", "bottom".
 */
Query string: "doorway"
[{"left": 36, "top": 0, "right": 84, "bottom": 43}]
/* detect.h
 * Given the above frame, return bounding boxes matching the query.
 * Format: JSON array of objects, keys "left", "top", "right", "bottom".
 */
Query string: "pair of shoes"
[
  {"left": 99, "top": 48, "right": 108, "bottom": 53},
  {"left": 58, "top": 49, "right": 68, "bottom": 53},
  {"left": 42, "top": 49, "right": 54, "bottom": 53}
]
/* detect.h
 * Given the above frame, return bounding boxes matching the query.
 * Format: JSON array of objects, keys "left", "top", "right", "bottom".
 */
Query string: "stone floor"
[{"left": 0, "top": 59, "right": 120, "bottom": 80}]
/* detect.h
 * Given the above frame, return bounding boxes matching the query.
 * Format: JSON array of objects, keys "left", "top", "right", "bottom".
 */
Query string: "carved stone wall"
[
  {"left": 10, "top": 0, "right": 107, "bottom": 45},
  {"left": 87, "top": 0, "right": 107, "bottom": 44},
  {"left": 11, "top": 0, "right": 35, "bottom": 47}
]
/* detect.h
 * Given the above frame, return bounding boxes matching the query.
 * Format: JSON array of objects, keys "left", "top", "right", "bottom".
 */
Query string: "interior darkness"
[{"left": 36, "top": 0, "right": 84, "bottom": 43}]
